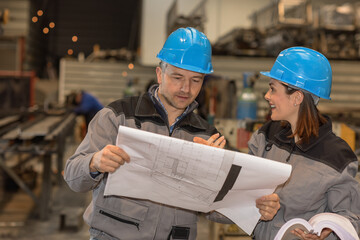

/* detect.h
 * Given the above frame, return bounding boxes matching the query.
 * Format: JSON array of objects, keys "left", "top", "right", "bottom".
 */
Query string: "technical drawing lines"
[
  {"left": 153, "top": 137, "right": 225, "bottom": 185},
  {"left": 151, "top": 172, "right": 218, "bottom": 205}
]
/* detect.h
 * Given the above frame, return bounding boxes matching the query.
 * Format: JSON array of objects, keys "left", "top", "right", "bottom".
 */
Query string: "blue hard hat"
[
  {"left": 261, "top": 47, "right": 332, "bottom": 99},
  {"left": 157, "top": 27, "right": 213, "bottom": 74}
]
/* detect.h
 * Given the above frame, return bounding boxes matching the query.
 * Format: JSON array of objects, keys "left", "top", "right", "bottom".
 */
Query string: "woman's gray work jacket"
[
  {"left": 64, "top": 87, "right": 218, "bottom": 240},
  {"left": 249, "top": 117, "right": 360, "bottom": 240}
]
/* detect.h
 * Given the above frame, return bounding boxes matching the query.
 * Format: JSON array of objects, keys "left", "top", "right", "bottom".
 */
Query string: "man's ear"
[{"left": 156, "top": 67, "right": 162, "bottom": 84}]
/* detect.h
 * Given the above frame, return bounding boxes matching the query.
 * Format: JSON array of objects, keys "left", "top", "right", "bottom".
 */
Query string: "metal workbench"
[{"left": 0, "top": 111, "right": 76, "bottom": 220}]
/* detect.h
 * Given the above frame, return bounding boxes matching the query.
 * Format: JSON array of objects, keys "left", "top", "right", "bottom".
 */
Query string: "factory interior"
[{"left": 0, "top": 0, "right": 360, "bottom": 239}]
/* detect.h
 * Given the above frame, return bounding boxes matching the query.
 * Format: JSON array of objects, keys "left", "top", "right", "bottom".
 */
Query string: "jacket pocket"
[
  {"left": 91, "top": 196, "right": 149, "bottom": 238},
  {"left": 97, "top": 196, "right": 149, "bottom": 221},
  {"left": 99, "top": 210, "right": 140, "bottom": 230}
]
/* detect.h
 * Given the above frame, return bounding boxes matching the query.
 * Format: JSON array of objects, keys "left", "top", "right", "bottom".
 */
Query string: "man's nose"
[{"left": 181, "top": 79, "right": 190, "bottom": 92}]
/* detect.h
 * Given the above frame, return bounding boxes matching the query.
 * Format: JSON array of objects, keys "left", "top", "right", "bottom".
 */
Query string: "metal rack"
[
  {"left": 0, "top": 112, "right": 76, "bottom": 220},
  {"left": 214, "top": 0, "right": 360, "bottom": 60},
  {"left": 251, "top": 0, "right": 312, "bottom": 31}
]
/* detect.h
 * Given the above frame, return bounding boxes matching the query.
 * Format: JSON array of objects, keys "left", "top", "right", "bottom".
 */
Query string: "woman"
[
  {"left": 196, "top": 47, "right": 360, "bottom": 239},
  {"left": 250, "top": 47, "right": 360, "bottom": 239}
]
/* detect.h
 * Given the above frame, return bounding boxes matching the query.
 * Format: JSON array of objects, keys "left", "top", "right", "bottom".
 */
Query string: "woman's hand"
[
  {"left": 292, "top": 228, "right": 332, "bottom": 240},
  {"left": 256, "top": 193, "right": 280, "bottom": 221},
  {"left": 193, "top": 133, "right": 226, "bottom": 149}
]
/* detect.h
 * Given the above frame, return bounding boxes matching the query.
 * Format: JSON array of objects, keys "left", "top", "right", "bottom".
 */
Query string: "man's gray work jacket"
[
  {"left": 64, "top": 86, "right": 218, "bottom": 240},
  {"left": 249, "top": 117, "right": 360, "bottom": 240}
]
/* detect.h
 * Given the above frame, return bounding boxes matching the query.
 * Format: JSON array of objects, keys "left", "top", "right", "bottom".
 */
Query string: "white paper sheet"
[{"left": 104, "top": 126, "right": 292, "bottom": 234}]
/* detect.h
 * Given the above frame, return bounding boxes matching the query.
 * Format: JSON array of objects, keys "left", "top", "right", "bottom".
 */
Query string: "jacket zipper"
[
  {"left": 99, "top": 210, "right": 140, "bottom": 230},
  {"left": 286, "top": 143, "right": 296, "bottom": 162}
]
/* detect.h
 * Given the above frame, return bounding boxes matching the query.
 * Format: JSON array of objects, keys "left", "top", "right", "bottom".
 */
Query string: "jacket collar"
[
  {"left": 275, "top": 115, "right": 332, "bottom": 152},
  {"left": 134, "top": 84, "right": 206, "bottom": 130}
]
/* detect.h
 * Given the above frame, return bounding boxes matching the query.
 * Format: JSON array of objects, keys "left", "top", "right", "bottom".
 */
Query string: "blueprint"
[
  {"left": 104, "top": 126, "right": 292, "bottom": 234},
  {"left": 147, "top": 133, "right": 234, "bottom": 205}
]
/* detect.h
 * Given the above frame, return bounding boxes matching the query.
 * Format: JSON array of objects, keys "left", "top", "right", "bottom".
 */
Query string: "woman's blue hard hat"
[{"left": 261, "top": 46, "right": 332, "bottom": 99}]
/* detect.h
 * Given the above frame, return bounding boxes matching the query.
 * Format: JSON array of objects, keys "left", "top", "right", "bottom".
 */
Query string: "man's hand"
[
  {"left": 193, "top": 133, "right": 226, "bottom": 149},
  {"left": 89, "top": 144, "right": 130, "bottom": 173},
  {"left": 292, "top": 228, "right": 332, "bottom": 240},
  {"left": 256, "top": 193, "right": 280, "bottom": 221}
]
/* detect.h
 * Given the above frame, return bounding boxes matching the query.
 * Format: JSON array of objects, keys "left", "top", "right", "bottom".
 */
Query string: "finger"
[
  {"left": 256, "top": 200, "right": 278, "bottom": 210},
  {"left": 259, "top": 209, "right": 269, "bottom": 220},
  {"left": 105, "top": 145, "right": 130, "bottom": 163},
  {"left": 256, "top": 199, "right": 280, "bottom": 210},
  {"left": 291, "top": 230, "right": 301, "bottom": 238},
  {"left": 93, "top": 158, "right": 119, "bottom": 173},
  {"left": 258, "top": 202, "right": 274, "bottom": 217},
  {"left": 101, "top": 164, "right": 119, "bottom": 173},
  {"left": 256, "top": 194, "right": 280, "bottom": 209},
  {"left": 95, "top": 146, "right": 126, "bottom": 171},
  {"left": 101, "top": 147, "right": 122, "bottom": 165},
  {"left": 257, "top": 199, "right": 280, "bottom": 221},
  {"left": 193, "top": 137, "right": 209, "bottom": 145},
  {"left": 290, "top": 230, "right": 298, "bottom": 236},
  {"left": 105, "top": 157, "right": 123, "bottom": 167},
  {"left": 115, "top": 147, "right": 130, "bottom": 163},
  {"left": 259, "top": 208, "right": 278, "bottom": 221},
  {"left": 304, "top": 234, "right": 318, "bottom": 240},
  {"left": 213, "top": 136, "right": 226, "bottom": 148},
  {"left": 295, "top": 229, "right": 320, "bottom": 240},
  {"left": 95, "top": 157, "right": 121, "bottom": 173},
  {"left": 258, "top": 206, "right": 276, "bottom": 221},
  {"left": 206, "top": 133, "right": 220, "bottom": 145},
  {"left": 257, "top": 193, "right": 280, "bottom": 203},
  {"left": 293, "top": 229, "right": 307, "bottom": 239}
]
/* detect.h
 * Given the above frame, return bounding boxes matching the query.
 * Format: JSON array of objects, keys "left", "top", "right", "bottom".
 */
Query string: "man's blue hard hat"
[
  {"left": 157, "top": 27, "right": 213, "bottom": 74},
  {"left": 261, "top": 47, "right": 332, "bottom": 99}
]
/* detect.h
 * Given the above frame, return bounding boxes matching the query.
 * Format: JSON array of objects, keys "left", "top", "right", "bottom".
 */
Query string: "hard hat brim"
[{"left": 260, "top": 71, "right": 331, "bottom": 100}]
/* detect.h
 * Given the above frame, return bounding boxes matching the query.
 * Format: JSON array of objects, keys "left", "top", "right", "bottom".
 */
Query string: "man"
[
  {"left": 64, "top": 27, "right": 279, "bottom": 240},
  {"left": 67, "top": 90, "right": 103, "bottom": 138},
  {"left": 71, "top": 90, "right": 104, "bottom": 127}
]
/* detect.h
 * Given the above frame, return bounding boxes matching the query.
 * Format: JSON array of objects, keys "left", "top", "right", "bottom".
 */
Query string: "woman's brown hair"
[{"left": 282, "top": 85, "right": 327, "bottom": 144}]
